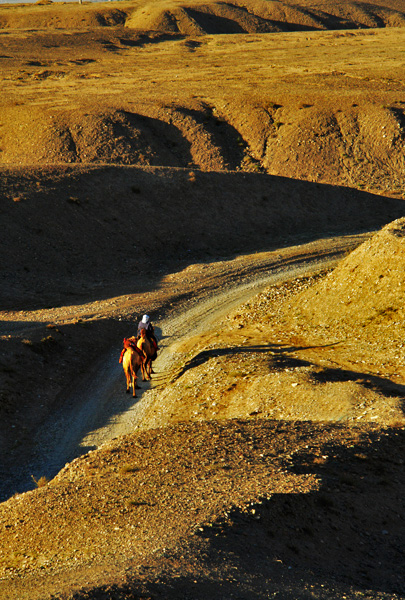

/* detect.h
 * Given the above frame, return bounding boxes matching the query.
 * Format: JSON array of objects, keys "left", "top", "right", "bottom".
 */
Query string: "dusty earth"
[{"left": 0, "top": 1, "right": 405, "bottom": 599}]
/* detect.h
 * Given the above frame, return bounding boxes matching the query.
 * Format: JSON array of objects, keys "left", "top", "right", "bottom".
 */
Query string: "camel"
[
  {"left": 141, "top": 335, "right": 157, "bottom": 381},
  {"left": 121, "top": 333, "right": 157, "bottom": 395},
  {"left": 122, "top": 346, "right": 144, "bottom": 397}
]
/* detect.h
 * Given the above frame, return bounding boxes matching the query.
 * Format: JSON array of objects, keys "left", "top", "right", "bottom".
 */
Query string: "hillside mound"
[
  {"left": 126, "top": 0, "right": 282, "bottom": 34},
  {"left": 126, "top": 0, "right": 405, "bottom": 34},
  {"left": 0, "top": 4, "right": 128, "bottom": 30},
  {"left": 220, "top": 99, "right": 405, "bottom": 194},
  {"left": 1, "top": 100, "right": 404, "bottom": 194},
  {"left": 1, "top": 0, "right": 405, "bottom": 33},
  {"left": 291, "top": 217, "right": 405, "bottom": 338},
  {"left": 0, "top": 104, "right": 244, "bottom": 171}
]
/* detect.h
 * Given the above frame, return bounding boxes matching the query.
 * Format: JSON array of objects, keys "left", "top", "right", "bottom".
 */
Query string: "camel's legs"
[
  {"left": 125, "top": 371, "right": 131, "bottom": 393},
  {"left": 141, "top": 361, "right": 149, "bottom": 381}
]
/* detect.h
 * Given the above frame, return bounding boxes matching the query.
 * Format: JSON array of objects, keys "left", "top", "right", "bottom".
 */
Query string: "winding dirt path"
[{"left": 3, "top": 233, "right": 370, "bottom": 500}]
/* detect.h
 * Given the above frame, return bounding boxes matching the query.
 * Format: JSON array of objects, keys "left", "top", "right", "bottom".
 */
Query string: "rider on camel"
[
  {"left": 136, "top": 328, "right": 148, "bottom": 360},
  {"left": 119, "top": 315, "right": 159, "bottom": 364},
  {"left": 119, "top": 331, "right": 148, "bottom": 364},
  {"left": 118, "top": 335, "right": 138, "bottom": 364},
  {"left": 137, "top": 314, "right": 159, "bottom": 350}
]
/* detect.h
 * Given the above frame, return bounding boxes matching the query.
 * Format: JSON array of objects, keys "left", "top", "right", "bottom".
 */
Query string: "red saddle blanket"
[{"left": 123, "top": 337, "right": 144, "bottom": 358}]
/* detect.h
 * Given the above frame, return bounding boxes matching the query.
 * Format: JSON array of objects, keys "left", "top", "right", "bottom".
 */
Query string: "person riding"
[
  {"left": 137, "top": 314, "right": 159, "bottom": 350},
  {"left": 119, "top": 314, "right": 159, "bottom": 364},
  {"left": 136, "top": 328, "right": 148, "bottom": 360}
]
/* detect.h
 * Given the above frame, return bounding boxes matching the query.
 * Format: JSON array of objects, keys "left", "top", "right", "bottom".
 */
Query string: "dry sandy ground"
[
  {"left": 1, "top": 224, "right": 404, "bottom": 600},
  {"left": 0, "top": 2, "right": 405, "bottom": 599}
]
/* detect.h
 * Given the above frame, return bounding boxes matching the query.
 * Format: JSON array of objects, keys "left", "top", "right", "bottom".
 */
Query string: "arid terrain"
[{"left": 0, "top": 0, "right": 404, "bottom": 598}]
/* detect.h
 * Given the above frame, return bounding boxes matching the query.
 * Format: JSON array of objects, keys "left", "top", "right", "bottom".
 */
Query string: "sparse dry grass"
[{"left": 30, "top": 475, "right": 49, "bottom": 488}]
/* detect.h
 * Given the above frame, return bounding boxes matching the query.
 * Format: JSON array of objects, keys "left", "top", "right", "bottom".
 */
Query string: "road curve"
[{"left": 1, "top": 232, "right": 370, "bottom": 501}]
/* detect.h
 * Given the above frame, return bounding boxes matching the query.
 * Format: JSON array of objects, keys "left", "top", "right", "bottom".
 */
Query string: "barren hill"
[
  {"left": 291, "top": 217, "right": 405, "bottom": 335},
  {"left": 1, "top": 98, "right": 405, "bottom": 196},
  {"left": 1, "top": 3, "right": 405, "bottom": 194},
  {"left": 124, "top": 0, "right": 405, "bottom": 34},
  {"left": 1, "top": 0, "right": 405, "bottom": 33}
]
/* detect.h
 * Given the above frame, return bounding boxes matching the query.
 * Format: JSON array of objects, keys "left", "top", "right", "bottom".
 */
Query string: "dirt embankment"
[
  {"left": 291, "top": 217, "right": 405, "bottom": 336},
  {"left": 142, "top": 220, "right": 405, "bottom": 434}
]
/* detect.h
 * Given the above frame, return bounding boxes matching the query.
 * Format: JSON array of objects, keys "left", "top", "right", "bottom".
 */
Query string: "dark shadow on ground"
[
  {"left": 118, "top": 32, "right": 185, "bottom": 47},
  {"left": 0, "top": 317, "right": 156, "bottom": 501},
  {"left": 169, "top": 342, "right": 316, "bottom": 382},
  {"left": 0, "top": 347, "right": 153, "bottom": 501},
  {"left": 64, "top": 424, "right": 405, "bottom": 600},
  {"left": 189, "top": 426, "right": 405, "bottom": 596},
  {"left": 177, "top": 105, "right": 248, "bottom": 170},
  {"left": 1, "top": 165, "right": 404, "bottom": 311},
  {"left": 312, "top": 364, "right": 405, "bottom": 402}
]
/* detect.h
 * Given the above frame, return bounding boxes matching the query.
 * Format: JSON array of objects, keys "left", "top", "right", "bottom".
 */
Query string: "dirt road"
[{"left": 0, "top": 232, "right": 370, "bottom": 501}]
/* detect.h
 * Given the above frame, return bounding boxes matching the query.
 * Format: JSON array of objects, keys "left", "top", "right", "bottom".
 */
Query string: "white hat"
[{"left": 142, "top": 314, "right": 150, "bottom": 323}]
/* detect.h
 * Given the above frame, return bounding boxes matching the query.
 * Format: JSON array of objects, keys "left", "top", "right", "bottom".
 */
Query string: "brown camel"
[
  {"left": 122, "top": 347, "right": 144, "bottom": 397},
  {"left": 139, "top": 333, "right": 157, "bottom": 381}
]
